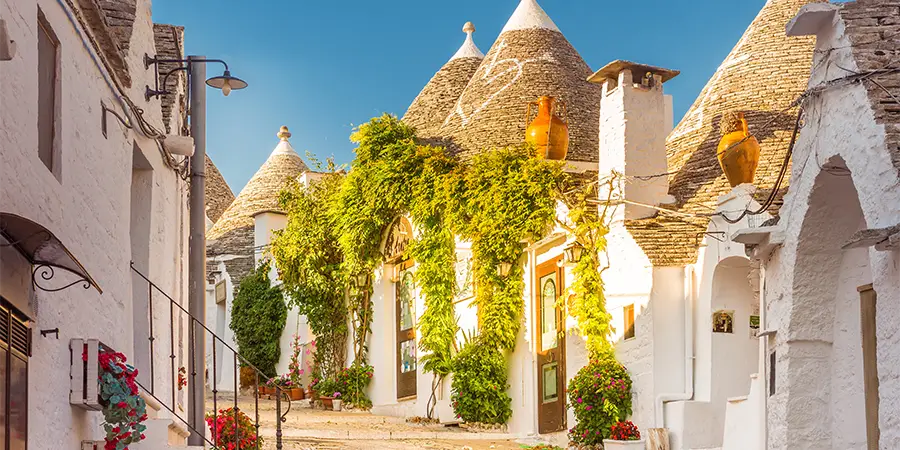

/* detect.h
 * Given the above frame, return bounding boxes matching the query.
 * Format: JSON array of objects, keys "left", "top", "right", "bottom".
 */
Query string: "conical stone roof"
[
  {"left": 439, "top": 0, "right": 601, "bottom": 163},
  {"left": 205, "top": 155, "right": 235, "bottom": 224},
  {"left": 627, "top": 0, "right": 822, "bottom": 266},
  {"left": 404, "top": 22, "right": 485, "bottom": 140},
  {"left": 207, "top": 126, "right": 309, "bottom": 285}
]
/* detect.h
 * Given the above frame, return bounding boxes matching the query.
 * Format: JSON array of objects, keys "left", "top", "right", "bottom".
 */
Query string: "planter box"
[
  {"left": 603, "top": 439, "right": 645, "bottom": 450},
  {"left": 81, "top": 441, "right": 106, "bottom": 450},
  {"left": 70, "top": 339, "right": 112, "bottom": 411}
]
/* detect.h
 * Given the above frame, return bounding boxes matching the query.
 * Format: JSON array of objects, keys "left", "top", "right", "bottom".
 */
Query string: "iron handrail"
[{"left": 130, "top": 262, "right": 290, "bottom": 449}]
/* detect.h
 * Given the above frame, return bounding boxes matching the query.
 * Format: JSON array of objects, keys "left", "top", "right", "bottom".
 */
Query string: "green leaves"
[
  {"left": 230, "top": 262, "right": 287, "bottom": 378},
  {"left": 450, "top": 338, "right": 512, "bottom": 424},
  {"left": 567, "top": 358, "right": 633, "bottom": 444}
]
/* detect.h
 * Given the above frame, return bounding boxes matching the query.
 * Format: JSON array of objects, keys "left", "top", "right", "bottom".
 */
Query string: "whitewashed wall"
[
  {"left": 0, "top": 0, "right": 189, "bottom": 448},
  {"left": 763, "top": 9, "right": 900, "bottom": 449}
]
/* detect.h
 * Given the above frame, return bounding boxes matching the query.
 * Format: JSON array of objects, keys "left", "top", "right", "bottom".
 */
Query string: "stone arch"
[
  {"left": 782, "top": 155, "right": 869, "bottom": 448},
  {"left": 709, "top": 256, "right": 758, "bottom": 405}
]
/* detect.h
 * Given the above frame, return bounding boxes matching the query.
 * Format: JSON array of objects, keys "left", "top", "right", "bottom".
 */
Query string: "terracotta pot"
[
  {"left": 717, "top": 112, "right": 760, "bottom": 187},
  {"left": 257, "top": 386, "right": 266, "bottom": 397},
  {"left": 526, "top": 96, "right": 569, "bottom": 160},
  {"left": 321, "top": 396, "right": 334, "bottom": 409},
  {"left": 290, "top": 388, "right": 305, "bottom": 401},
  {"left": 602, "top": 439, "right": 646, "bottom": 450}
]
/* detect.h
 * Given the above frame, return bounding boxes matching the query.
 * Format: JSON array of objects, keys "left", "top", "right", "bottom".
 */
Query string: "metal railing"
[{"left": 131, "top": 262, "right": 289, "bottom": 449}]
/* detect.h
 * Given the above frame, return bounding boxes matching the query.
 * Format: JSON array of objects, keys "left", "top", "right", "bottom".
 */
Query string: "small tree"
[{"left": 230, "top": 262, "right": 287, "bottom": 378}]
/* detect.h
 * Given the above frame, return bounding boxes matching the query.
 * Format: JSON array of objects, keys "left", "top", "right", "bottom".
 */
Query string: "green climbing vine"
[
  {"left": 230, "top": 262, "right": 287, "bottom": 378},
  {"left": 271, "top": 113, "right": 619, "bottom": 420},
  {"left": 557, "top": 176, "right": 616, "bottom": 359}
]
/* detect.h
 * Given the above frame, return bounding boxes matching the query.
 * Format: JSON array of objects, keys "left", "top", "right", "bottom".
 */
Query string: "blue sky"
[{"left": 152, "top": 0, "right": 766, "bottom": 194}]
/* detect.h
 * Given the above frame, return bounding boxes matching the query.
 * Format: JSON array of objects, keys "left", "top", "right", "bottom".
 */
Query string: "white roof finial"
[
  {"left": 450, "top": 21, "right": 485, "bottom": 60},
  {"left": 277, "top": 125, "right": 291, "bottom": 141},
  {"left": 501, "top": 0, "right": 560, "bottom": 33},
  {"left": 271, "top": 125, "right": 298, "bottom": 156}
]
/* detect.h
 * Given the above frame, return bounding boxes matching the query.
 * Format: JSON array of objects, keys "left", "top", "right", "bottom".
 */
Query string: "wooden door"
[
  {"left": 859, "top": 284, "right": 879, "bottom": 450},
  {"left": 536, "top": 258, "right": 566, "bottom": 434},
  {"left": 396, "top": 265, "right": 417, "bottom": 399}
]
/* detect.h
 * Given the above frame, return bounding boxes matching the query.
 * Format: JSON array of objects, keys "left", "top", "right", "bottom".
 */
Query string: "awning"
[{"left": 0, "top": 213, "right": 102, "bottom": 293}]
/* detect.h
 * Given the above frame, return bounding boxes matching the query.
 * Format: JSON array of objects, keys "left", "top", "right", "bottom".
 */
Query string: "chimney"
[{"left": 589, "top": 60, "right": 679, "bottom": 220}]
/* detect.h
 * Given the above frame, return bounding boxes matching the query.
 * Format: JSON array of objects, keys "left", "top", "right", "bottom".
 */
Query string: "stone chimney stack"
[{"left": 589, "top": 61, "right": 679, "bottom": 220}]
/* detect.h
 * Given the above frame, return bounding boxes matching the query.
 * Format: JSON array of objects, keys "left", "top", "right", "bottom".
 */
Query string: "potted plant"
[
  {"left": 603, "top": 421, "right": 644, "bottom": 450},
  {"left": 206, "top": 407, "right": 262, "bottom": 450},
  {"left": 332, "top": 392, "right": 342, "bottom": 411},
  {"left": 96, "top": 349, "right": 148, "bottom": 450}
]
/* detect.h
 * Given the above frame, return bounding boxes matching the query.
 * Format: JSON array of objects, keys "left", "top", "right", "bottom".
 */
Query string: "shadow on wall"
[{"left": 668, "top": 109, "right": 799, "bottom": 210}]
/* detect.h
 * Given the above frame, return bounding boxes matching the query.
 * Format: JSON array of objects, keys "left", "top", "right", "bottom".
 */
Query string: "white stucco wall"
[
  {"left": 0, "top": 0, "right": 190, "bottom": 447},
  {"left": 763, "top": 11, "right": 900, "bottom": 449}
]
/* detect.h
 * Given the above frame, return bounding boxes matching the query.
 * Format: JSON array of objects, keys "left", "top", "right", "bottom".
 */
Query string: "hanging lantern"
[
  {"left": 354, "top": 273, "right": 369, "bottom": 290},
  {"left": 497, "top": 262, "right": 513, "bottom": 277},
  {"left": 525, "top": 96, "right": 569, "bottom": 160},
  {"left": 716, "top": 111, "right": 761, "bottom": 187},
  {"left": 563, "top": 242, "right": 584, "bottom": 264}
]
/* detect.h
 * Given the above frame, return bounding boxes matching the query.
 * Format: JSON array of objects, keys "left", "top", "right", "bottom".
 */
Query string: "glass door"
[{"left": 396, "top": 266, "right": 417, "bottom": 399}]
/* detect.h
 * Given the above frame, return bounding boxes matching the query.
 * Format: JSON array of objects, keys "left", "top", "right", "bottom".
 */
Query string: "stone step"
[{"left": 260, "top": 427, "right": 515, "bottom": 441}]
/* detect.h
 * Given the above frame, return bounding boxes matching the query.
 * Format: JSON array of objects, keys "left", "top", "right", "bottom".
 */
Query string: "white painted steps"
[{"left": 721, "top": 373, "right": 762, "bottom": 450}]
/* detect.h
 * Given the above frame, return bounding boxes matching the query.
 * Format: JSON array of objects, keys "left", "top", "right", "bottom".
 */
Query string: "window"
[
  {"left": 38, "top": 10, "right": 60, "bottom": 178},
  {"left": 623, "top": 304, "right": 635, "bottom": 340},
  {"left": 0, "top": 299, "right": 30, "bottom": 450},
  {"left": 769, "top": 351, "right": 776, "bottom": 397}
]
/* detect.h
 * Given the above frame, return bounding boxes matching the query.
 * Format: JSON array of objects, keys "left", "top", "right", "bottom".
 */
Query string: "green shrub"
[
  {"left": 450, "top": 339, "right": 511, "bottom": 424},
  {"left": 230, "top": 262, "right": 287, "bottom": 378},
  {"left": 567, "top": 358, "right": 633, "bottom": 445},
  {"left": 333, "top": 363, "right": 374, "bottom": 409}
]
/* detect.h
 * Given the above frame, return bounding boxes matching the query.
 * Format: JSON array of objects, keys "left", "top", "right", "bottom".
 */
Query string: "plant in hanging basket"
[
  {"left": 90, "top": 349, "right": 148, "bottom": 450},
  {"left": 205, "top": 407, "right": 262, "bottom": 450}
]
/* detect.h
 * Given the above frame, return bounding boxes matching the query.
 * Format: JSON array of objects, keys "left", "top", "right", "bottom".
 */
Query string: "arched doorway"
[
  {"left": 782, "top": 156, "right": 873, "bottom": 449},
  {"left": 710, "top": 256, "right": 758, "bottom": 402}
]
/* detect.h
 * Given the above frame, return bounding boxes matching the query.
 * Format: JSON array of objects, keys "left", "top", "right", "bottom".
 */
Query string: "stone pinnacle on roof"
[
  {"left": 451, "top": 22, "right": 485, "bottom": 60},
  {"left": 501, "top": 0, "right": 560, "bottom": 33},
  {"left": 403, "top": 22, "right": 485, "bottom": 139},
  {"left": 439, "top": 0, "right": 600, "bottom": 162}
]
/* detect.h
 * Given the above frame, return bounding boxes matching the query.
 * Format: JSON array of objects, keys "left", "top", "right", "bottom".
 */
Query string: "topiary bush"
[
  {"left": 567, "top": 358, "right": 633, "bottom": 445},
  {"left": 230, "top": 262, "right": 287, "bottom": 378},
  {"left": 450, "top": 339, "right": 512, "bottom": 424}
]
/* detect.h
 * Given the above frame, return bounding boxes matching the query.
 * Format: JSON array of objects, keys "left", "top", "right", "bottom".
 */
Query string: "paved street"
[{"left": 226, "top": 395, "right": 539, "bottom": 450}]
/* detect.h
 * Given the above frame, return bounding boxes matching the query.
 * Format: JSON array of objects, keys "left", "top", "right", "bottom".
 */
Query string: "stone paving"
[{"left": 226, "top": 394, "right": 536, "bottom": 450}]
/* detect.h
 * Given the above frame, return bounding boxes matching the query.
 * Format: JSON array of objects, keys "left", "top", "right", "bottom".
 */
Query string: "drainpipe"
[
  {"left": 655, "top": 265, "right": 696, "bottom": 428},
  {"left": 758, "top": 264, "right": 768, "bottom": 450}
]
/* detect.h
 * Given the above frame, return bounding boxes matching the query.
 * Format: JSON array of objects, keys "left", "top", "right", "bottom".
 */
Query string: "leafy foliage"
[
  {"left": 332, "top": 363, "right": 375, "bottom": 409},
  {"left": 567, "top": 358, "right": 633, "bottom": 445},
  {"left": 230, "top": 262, "right": 287, "bottom": 378},
  {"left": 450, "top": 338, "right": 512, "bottom": 424},
  {"left": 272, "top": 167, "right": 348, "bottom": 378},
  {"left": 557, "top": 178, "right": 616, "bottom": 359},
  {"left": 97, "top": 350, "right": 147, "bottom": 450},
  {"left": 450, "top": 145, "right": 563, "bottom": 350}
]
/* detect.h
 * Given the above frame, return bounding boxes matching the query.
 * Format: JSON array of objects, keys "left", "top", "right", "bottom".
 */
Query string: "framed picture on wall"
[
  {"left": 713, "top": 310, "right": 735, "bottom": 334},
  {"left": 750, "top": 315, "right": 760, "bottom": 337}
]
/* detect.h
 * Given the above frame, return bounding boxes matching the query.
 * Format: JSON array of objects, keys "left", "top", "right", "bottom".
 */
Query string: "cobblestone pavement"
[{"left": 215, "top": 394, "right": 533, "bottom": 450}]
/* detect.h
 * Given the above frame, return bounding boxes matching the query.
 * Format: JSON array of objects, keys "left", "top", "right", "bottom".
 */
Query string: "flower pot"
[
  {"left": 332, "top": 399, "right": 342, "bottom": 411},
  {"left": 258, "top": 386, "right": 266, "bottom": 397},
  {"left": 321, "top": 396, "right": 333, "bottom": 409},
  {"left": 602, "top": 439, "right": 646, "bottom": 450},
  {"left": 526, "top": 96, "right": 569, "bottom": 160},
  {"left": 716, "top": 112, "right": 760, "bottom": 187},
  {"left": 290, "top": 388, "right": 305, "bottom": 401}
]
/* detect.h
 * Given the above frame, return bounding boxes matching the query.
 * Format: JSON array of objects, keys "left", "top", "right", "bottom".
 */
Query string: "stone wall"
[{"left": 0, "top": 0, "right": 189, "bottom": 447}]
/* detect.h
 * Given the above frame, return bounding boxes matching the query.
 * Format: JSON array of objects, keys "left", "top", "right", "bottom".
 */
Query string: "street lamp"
[
  {"left": 354, "top": 273, "right": 370, "bottom": 290},
  {"left": 497, "top": 261, "right": 513, "bottom": 277},
  {"left": 144, "top": 54, "right": 247, "bottom": 446}
]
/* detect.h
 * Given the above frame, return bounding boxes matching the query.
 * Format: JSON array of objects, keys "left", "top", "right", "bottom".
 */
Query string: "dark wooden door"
[
  {"left": 859, "top": 284, "right": 879, "bottom": 450},
  {"left": 396, "top": 265, "right": 417, "bottom": 399},
  {"left": 536, "top": 258, "right": 565, "bottom": 434}
]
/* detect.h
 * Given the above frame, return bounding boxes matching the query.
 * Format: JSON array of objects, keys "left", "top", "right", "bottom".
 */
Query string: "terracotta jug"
[
  {"left": 716, "top": 112, "right": 760, "bottom": 187},
  {"left": 526, "top": 96, "right": 569, "bottom": 160}
]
